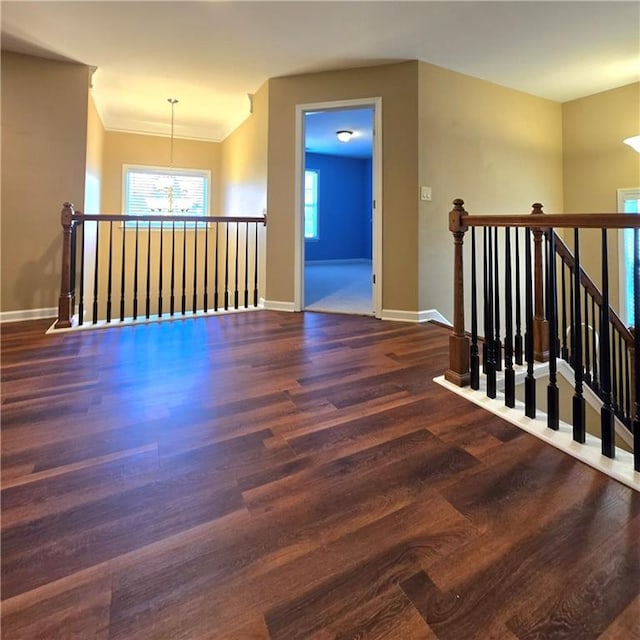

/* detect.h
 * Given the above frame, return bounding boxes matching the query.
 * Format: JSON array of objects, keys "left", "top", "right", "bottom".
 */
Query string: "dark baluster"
[
  {"left": 569, "top": 265, "right": 575, "bottom": 366},
  {"left": 591, "top": 297, "right": 599, "bottom": 393},
  {"left": 214, "top": 222, "right": 220, "bottom": 311},
  {"left": 224, "top": 223, "right": 230, "bottom": 310},
  {"left": 203, "top": 221, "right": 209, "bottom": 312},
  {"left": 92, "top": 220, "right": 100, "bottom": 324},
  {"left": 244, "top": 222, "right": 249, "bottom": 308},
  {"left": 560, "top": 262, "right": 569, "bottom": 361},
  {"left": 78, "top": 222, "right": 85, "bottom": 326},
  {"left": 583, "top": 289, "right": 591, "bottom": 386},
  {"left": 612, "top": 330, "right": 620, "bottom": 417},
  {"left": 493, "top": 227, "right": 502, "bottom": 371},
  {"left": 486, "top": 226, "right": 496, "bottom": 399},
  {"left": 253, "top": 222, "right": 259, "bottom": 307},
  {"left": 633, "top": 226, "right": 639, "bottom": 472},
  {"left": 181, "top": 221, "right": 187, "bottom": 315},
  {"left": 158, "top": 221, "right": 163, "bottom": 317},
  {"left": 145, "top": 223, "right": 151, "bottom": 319},
  {"left": 106, "top": 221, "right": 113, "bottom": 323},
  {"left": 617, "top": 333, "right": 625, "bottom": 420},
  {"left": 233, "top": 223, "right": 239, "bottom": 309},
  {"left": 192, "top": 221, "right": 198, "bottom": 314},
  {"left": 600, "top": 229, "right": 615, "bottom": 457},
  {"left": 70, "top": 222, "right": 78, "bottom": 310},
  {"left": 572, "top": 229, "right": 585, "bottom": 443},
  {"left": 133, "top": 221, "right": 139, "bottom": 320},
  {"left": 504, "top": 227, "right": 515, "bottom": 407},
  {"left": 546, "top": 229, "right": 559, "bottom": 429},
  {"left": 553, "top": 248, "right": 560, "bottom": 360},
  {"left": 119, "top": 223, "right": 126, "bottom": 321},
  {"left": 482, "top": 228, "right": 489, "bottom": 374},
  {"left": 624, "top": 340, "right": 631, "bottom": 427},
  {"left": 524, "top": 227, "right": 536, "bottom": 418},
  {"left": 514, "top": 228, "right": 523, "bottom": 365},
  {"left": 170, "top": 222, "right": 176, "bottom": 316},
  {"left": 470, "top": 227, "right": 480, "bottom": 390}
]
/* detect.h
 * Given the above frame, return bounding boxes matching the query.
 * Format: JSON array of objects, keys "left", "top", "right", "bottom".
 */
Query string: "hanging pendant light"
[{"left": 146, "top": 98, "right": 193, "bottom": 213}]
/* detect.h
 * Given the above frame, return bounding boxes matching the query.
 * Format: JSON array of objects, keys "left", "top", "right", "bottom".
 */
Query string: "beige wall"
[
  {"left": 1, "top": 52, "right": 89, "bottom": 313},
  {"left": 562, "top": 83, "right": 640, "bottom": 312},
  {"left": 220, "top": 81, "right": 269, "bottom": 217},
  {"left": 418, "top": 62, "right": 564, "bottom": 318},
  {"left": 85, "top": 92, "right": 105, "bottom": 215},
  {"left": 101, "top": 131, "right": 221, "bottom": 214},
  {"left": 266, "top": 61, "right": 420, "bottom": 310},
  {"left": 94, "top": 131, "right": 222, "bottom": 320}
]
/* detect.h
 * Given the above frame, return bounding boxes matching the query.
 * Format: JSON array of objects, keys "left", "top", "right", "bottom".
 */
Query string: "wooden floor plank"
[{"left": 1, "top": 311, "right": 637, "bottom": 639}]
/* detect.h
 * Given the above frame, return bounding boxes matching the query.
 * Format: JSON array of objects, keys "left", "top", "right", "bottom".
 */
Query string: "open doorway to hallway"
[{"left": 295, "top": 99, "right": 381, "bottom": 317}]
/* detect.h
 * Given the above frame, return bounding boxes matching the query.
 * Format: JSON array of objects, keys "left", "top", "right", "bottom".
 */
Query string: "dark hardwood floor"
[{"left": 1, "top": 311, "right": 638, "bottom": 639}]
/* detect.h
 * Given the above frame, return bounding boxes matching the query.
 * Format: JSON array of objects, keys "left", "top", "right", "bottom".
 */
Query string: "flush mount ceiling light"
[
  {"left": 336, "top": 130, "right": 354, "bottom": 143},
  {"left": 623, "top": 135, "right": 640, "bottom": 153}
]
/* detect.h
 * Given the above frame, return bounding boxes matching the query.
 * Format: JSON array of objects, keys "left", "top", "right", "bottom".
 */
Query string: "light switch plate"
[{"left": 420, "top": 186, "right": 432, "bottom": 201}]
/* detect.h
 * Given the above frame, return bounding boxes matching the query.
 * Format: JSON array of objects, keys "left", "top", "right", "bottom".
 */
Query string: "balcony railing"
[
  {"left": 55, "top": 203, "right": 266, "bottom": 329},
  {"left": 445, "top": 199, "right": 639, "bottom": 473}
]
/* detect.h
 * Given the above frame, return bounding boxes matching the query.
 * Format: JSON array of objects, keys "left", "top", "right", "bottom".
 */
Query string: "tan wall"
[
  {"left": 220, "top": 81, "right": 269, "bottom": 217},
  {"left": 93, "top": 131, "right": 222, "bottom": 320},
  {"left": 266, "top": 61, "right": 420, "bottom": 309},
  {"left": 82, "top": 92, "right": 106, "bottom": 310},
  {"left": 418, "top": 61, "right": 564, "bottom": 318},
  {"left": 562, "top": 82, "right": 640, "bottom": 311},
  {"left": 101, "top": 131, "right": 221, "bottom": 214},
  {"left": 85, "top": 92, "right": 105, "bottom": 214},
  {"left": 1, "top": 52, "right": 89, "bottom": 313},
  {"left": 219, "top": 81, "right": 269, "bottom": 301}
]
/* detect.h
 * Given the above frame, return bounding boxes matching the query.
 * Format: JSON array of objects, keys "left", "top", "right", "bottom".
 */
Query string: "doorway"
[{"left": 294, "top": 98, "right": 382, "bottom": 317}]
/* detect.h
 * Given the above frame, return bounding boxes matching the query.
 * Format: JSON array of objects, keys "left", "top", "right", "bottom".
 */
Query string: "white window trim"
[
  {"left": 304, "top": 168, "right": 319, "bottom": 241},
  {"left": 121, "top": 164, "right": 211, "bottom": 227},
  {"left": 617, "top": 187, "right": 639, "bottom": 326}
]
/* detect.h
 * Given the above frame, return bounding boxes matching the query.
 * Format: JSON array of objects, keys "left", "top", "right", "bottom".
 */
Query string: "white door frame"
[{"left": 294, "top": 97, "right": 383, "bottom": 317}]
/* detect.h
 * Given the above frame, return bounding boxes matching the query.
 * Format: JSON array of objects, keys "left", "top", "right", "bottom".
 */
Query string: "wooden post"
[
  {"left": 445, "top": 199, "right": 470, "bottom": 386},
  {"left": 531, "top": 203, "right": 549, "bottom": 361},
  {"left": 55, "top": 203, "right": 75, "bottom": 329}
]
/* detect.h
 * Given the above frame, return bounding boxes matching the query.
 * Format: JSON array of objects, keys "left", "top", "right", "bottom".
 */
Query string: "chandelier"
[{"left": 146, "top": 98, "right": 194, "bottom": 213}]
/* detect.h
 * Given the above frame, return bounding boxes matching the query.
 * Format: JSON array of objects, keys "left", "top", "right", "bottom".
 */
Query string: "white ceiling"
[{"left": 2, "top": 1, "right": 639, "bottom": 142}]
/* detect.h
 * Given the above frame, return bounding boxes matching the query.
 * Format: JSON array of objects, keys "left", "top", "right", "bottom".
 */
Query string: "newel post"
[
  {"left": 531, "top": 203, "right": 549, "bottom": 361},
  {"left": 445, "top": 199, "right": 470, "bottom": 386},
  {"left": 55, "top": 202, "right": 75, "bottom": 329}
]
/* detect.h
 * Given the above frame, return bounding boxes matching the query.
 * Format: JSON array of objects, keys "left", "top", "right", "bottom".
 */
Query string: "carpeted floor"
[{"left": 304, "top": 260, "right": 373, "bottom": 315}]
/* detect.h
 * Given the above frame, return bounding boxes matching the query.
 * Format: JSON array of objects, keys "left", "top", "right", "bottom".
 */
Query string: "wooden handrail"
[
  {"left": 457, "top": 212, "right": 638, "bottom": 230},
  {"left": 69, "top": 212, "right": 267, "bottom": 225},
  {"left": 554, "top": 232, "right": 633, "bottom": 344}
]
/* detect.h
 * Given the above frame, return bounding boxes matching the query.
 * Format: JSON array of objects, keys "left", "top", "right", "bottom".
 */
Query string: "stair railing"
[
  {"left": 446, "top": 199, "right": 639, "bottom": 472},
  {"left": 55, "top": 203, "right": 267, "bottom": 329}
]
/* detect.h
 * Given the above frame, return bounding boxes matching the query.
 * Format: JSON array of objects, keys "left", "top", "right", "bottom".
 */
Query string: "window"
[
  {"left": 618, "top": 188, "right": 639, "bottom": 326},
  {"left": 123, "top": 165, "right": 210, "bottom": 225},
  {"left": 304, "top": 169, "right": 319, "bottom": 240}
]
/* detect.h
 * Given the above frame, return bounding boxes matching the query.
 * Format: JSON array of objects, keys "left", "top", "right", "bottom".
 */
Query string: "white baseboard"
[
  {"left": 434, "top": 374, "right": 638, "bottom": 492},
  {"left": 0, "top": 307, "right": 57, "bottom": 323},
  {"left": 261, "top": 299, "right": 296, "bottom": 312},
  {"left": 47, "top": 304, "right": 266, "bottom": 334},
  {"left": 381, "top": 308, "right": 451, "bottom": 325}
]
